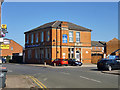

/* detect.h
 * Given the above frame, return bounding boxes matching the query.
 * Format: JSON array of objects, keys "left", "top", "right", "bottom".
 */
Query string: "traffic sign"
[{"left": 1, "top": 24, "right": 7, "bottom": 29}]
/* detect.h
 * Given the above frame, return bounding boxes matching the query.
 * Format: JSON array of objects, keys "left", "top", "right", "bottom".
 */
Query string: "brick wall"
[
  {"left": 2, "top": 40, "right": 23, "bottom": 56},
  {"left": 106, "top": 38, "right": 120, "bottom": 56}
]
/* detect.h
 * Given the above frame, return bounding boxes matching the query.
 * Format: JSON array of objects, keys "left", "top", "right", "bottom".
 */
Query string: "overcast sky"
[{"left": 2, "top": 2, "right": 118, "bottom": 47}]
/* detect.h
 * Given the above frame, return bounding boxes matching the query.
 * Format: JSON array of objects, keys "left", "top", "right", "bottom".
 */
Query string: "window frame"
[
  {"left": 36, "top": 33, "right": 38, "bottom": 43},
  {"left": 41, "top": 32, "right": 44, "bottom": 42},
  {"left": 76, "top": 32, "right": 80, "bottom": 43},
  {"left": 69, "top": 31, "right": 73, "bottom": 42},
  {"left": 31, "top": 33, "right": 34, "bottom": 44}
]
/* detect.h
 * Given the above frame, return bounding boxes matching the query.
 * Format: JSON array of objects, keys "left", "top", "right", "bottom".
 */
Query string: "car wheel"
[
  {"left": 97, "top": 67, "right": 101, "bottom": 71},
  {"left": 79, "top": 64, "right": 82, "bottom": 66},
  {"left": 108, "top": 65, "right": 112, "bottom": 71},
  {"left": 58, "top": 63, "right": 61, "bottom": 66}
]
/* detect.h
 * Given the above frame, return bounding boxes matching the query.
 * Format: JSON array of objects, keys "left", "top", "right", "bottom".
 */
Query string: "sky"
[{"left": 2, "top": 2, "right": 118, "bottom": 47}]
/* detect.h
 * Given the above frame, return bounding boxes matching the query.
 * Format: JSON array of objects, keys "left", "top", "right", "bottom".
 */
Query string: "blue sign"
[
  {"left": 62, "top": 34, "right": 67, "bottom": 43},
  {"left": 25, "top": 44, "right": 40, "bottom": 48}
]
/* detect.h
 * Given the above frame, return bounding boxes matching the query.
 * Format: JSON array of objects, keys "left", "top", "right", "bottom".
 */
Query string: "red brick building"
[
  {"left": 106, "top": 38, "right": 120, "bottom": 56},
  {"left": 1, "top": 38, "right": 23, "bottom": 58},
  {"left": 24, "top": 21, "right": 92, "bottom": 64},
  {"left": 91, "top": 41, "right": 105, "bottom": 64}
]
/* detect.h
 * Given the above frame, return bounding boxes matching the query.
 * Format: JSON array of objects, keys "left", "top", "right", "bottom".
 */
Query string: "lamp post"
[{"left": 0, "top": 0, "right": 4, "bottom": 64}]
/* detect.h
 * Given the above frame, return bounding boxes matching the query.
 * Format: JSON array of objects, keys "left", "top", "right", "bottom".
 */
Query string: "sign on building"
[
  {"left": 3, "top": 39, "right": 10, "bottom": 45},
  {"left": 62, "top": 34, "right": 67, "bottom": 43},
  {"left": 0, "top": 45, "right": 9, "bottom": 49},
  {"left": 0, "top": 38, "right": 3, "bottom": 42}
]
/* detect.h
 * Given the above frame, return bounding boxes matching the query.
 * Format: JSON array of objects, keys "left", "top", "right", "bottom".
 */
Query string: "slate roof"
[
  {"left": 24, "top": 21, "right": 92, "bottom": 33},
  {"left": 91, "top": 41, "right": 104, "bottom": 47}
]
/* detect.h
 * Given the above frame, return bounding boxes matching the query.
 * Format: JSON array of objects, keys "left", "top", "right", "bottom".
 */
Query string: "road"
[{"left": 3, "top": 63, "right": 119, "bottom": 88}]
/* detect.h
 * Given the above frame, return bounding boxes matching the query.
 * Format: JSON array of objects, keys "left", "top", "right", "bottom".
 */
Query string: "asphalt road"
[{"left": 3, "top": 63, "right": 119, "bottom": 88}]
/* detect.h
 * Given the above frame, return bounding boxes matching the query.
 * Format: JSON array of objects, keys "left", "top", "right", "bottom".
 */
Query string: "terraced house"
[{"left": 24, "top": 21, "right": 92, "bottom": 64}]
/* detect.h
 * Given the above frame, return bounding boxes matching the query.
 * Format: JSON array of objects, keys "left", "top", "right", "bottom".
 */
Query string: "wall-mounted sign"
[
  {"left": 62, "top": 34, "right": 67, "bottom": 43},
  {"left": 25, "top": 44, "right": 40, "bottom": 48},
  {"left": 0, "top": 38, "right": 3, "bottom": 42},
  {"left": 3, "top": 40, "right": 10, "bottom": 45},
  {"left": 0, "top": 45, "right": 9, "bottom": 49}
]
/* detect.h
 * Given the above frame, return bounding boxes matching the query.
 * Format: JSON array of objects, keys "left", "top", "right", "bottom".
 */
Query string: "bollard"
[
  {"left": 54, "top": 63, "right": 56, "bottom": 66},
  {"left": 44, "top": 62, "right": 46, "bottom": 66}
]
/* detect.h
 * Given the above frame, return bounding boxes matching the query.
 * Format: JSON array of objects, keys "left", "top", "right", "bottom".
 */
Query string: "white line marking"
[
  {"left": 61, "top": 72, "right": 70, "bottom": 75},
  {"left": 79, "top": 76, "right": 101, "bottom": 83},
  {"left": 8, "top": 70, "right": 13, "bottom": 72},
  {"left": 43, "top": 78, "right": 48, "bottom": 81}
]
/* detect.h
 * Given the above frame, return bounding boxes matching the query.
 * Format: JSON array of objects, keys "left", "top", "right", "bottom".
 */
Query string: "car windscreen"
[
  {"left": 99, "top": 60, "right": 110, "bottom": 63},
  {"left": 62, "top": 59, "right": 68, "bottom": 61}
]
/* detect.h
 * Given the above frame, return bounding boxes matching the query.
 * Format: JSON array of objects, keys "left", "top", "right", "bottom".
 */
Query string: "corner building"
[{"left": 24, "top": 21, "right": 92, "bottom": 64}]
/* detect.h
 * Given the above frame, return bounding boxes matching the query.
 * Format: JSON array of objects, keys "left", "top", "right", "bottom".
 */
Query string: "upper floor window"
[
  {"left": 41, "top": 32, "right": 44, "bottom": 42},
  {"left": 46, "top": 31, "right": 50, "bottom": 41},
  {"left": 26, "top": 34, "right": 29, "bottom": 44},
  {"left": 31, "top": 34, "right": 33, "bottom": 44},
  {"left": 11, "top": 47, "right": 13, "bottom": 50},
  {"left": 76, "top": 32, "right": 80, "bottom": 42},
  {"left": 36, "top": 33, "right": 38, "bottom": 43},
  {"left": 69, "top": 31, "right": 73, "bottom": 42}
]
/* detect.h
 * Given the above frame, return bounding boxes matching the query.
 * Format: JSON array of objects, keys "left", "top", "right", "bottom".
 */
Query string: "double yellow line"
[{"left": 28, "top": 75, "right": 48, "bottom": 90}]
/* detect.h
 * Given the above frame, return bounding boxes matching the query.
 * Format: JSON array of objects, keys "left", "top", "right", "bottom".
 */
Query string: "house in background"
[
  {"left": 1, "top": 38, "right": 23, "bottom": 59},
  {"left": 24, "top": 21, "right": 92, "bottom": 64},
  {"left": 91, "top": 38, "right": 120, "bottom": 64},
  {"left": 91, "top": 41, "right": 105, "bottom": 64}
]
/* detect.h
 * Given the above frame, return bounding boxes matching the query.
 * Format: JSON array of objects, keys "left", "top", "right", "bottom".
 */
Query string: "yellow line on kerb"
[
  {"left": 31, "top": 76, "right": 47, "bottom": 88},
  {"left": 28, "top": 75, "right": 48, "bottom": 90},
  {"left": 28, "top": 75, "right": 43, "bottom": 89}
]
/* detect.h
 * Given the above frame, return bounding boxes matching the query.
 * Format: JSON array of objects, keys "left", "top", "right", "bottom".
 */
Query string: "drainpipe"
[
  {"left": 60, "top": 27, "right": 62, "bottom": 58},
  {"left": 56, "top": 28, "right": 57, "bottom": 59}
]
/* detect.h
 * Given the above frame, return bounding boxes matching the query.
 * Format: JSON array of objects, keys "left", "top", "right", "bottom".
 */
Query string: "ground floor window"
[
  {"left": 28, "top": 49, "right": 32, "bottom": 59},
  {"left": 68, "top": 48, "right": 74, "bottom": 59}
]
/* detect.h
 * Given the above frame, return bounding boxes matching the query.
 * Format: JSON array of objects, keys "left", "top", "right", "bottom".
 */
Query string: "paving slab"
[{"left": 5, "top": 75, "right": 35, "bottom": 88}]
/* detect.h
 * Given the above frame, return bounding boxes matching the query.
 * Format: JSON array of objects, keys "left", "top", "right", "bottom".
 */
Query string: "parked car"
[
  {"left": 52, "top": 58, "right": 68, "bottom": 66},
  {"left": 68, "top": 59, "right": 82, "bottom": 66},
  {"left": 97, "top": 59, "right": 120, "bottom": 71}
]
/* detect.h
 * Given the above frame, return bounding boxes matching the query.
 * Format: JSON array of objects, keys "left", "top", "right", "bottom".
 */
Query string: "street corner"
[
  {"left": 5, "top": 75, "right": 36, "bottom": 88},
  {"left": 101, "top": 70, "right": 120, "bottom": 75}
]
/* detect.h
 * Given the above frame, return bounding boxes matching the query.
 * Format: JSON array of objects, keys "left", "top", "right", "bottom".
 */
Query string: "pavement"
[
  {"left": 23, "top": 63, "right": 97, "bottom": 68},
  {"left": 5, "top": 75, "right": 36, "bottom": 88}
]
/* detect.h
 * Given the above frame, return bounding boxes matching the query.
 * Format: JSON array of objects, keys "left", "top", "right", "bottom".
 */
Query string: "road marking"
[
  {"left": 28, "top": 75, "right": 48, "bottom": 90},
  {"left": 79, "top": 76, "right": 101, "bottom": 83},
  {"left": 43, "top": 78, "right": 48, "bottom": 81},
  {"left": 28, "top": 75, "right": 43, "bottom": 89},
  {"left": 61, "top": 72, "right": 70, "bottom": 75},
  {"left": 8, "top": 70, "right": 13, "bottom": 72}
]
